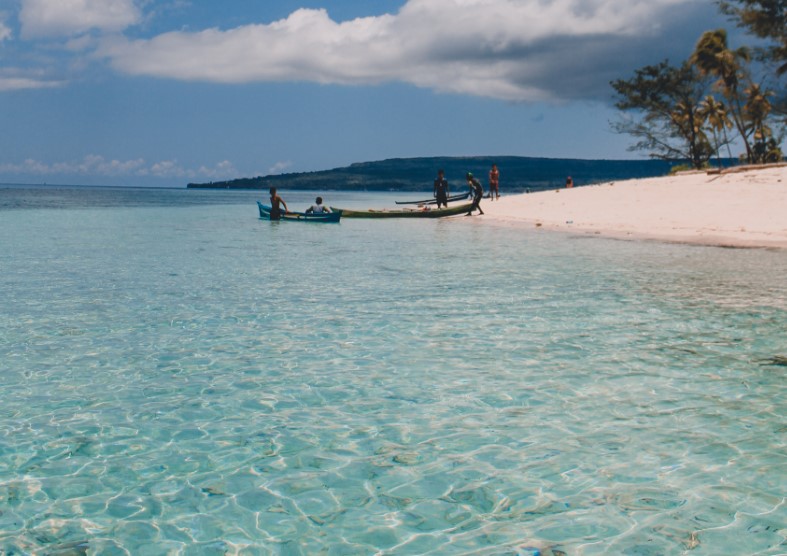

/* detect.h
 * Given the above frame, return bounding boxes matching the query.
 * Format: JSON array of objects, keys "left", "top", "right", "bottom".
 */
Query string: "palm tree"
[
  {"left": 691, "top": 29, "right": 755, "bottom": 162},
  {"left": 698, "top": 96, "right": 734, "bottom": 166},
  {"left": 744, "top": 83, "right": 780, "bottom": 162},
  {"left": 670, "top": 100, "right": 712, "bottom": 168}
]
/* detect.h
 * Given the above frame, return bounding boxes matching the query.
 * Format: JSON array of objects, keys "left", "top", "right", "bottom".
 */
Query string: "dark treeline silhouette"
[{"left": 187, "top": 156, "right": 686, "bottom": 192}]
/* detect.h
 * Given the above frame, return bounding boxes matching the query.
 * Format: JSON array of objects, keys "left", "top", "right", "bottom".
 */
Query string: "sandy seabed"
[{"left": 480, "top": 163, "right": 787, "bottom": 249}]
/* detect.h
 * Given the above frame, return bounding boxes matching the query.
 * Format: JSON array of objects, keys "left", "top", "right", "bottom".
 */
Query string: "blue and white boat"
[{"left": 257, "top": 201, "right": 341, "bottom": 223}]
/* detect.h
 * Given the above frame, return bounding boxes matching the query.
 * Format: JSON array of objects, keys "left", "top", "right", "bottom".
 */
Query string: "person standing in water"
[
  {"left": 269, "top": 187, "right": 288, "bottom": 220},
  {"left": 433, "top": 169, "right": 450, "bottom": 209},
  {"left": 465, "top": 173, "right": 485, "bottom": 216},
  {"left": 489, "top": 164, "right": 500, "bottom": 200}
]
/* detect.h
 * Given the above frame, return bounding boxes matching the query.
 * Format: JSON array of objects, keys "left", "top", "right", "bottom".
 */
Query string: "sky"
[{"left": 0, "top": 0, "right": 743, "bottom": 187}]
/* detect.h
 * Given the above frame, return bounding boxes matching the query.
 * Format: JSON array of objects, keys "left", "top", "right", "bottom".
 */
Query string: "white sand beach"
[{"left": 481, "top": 163, "right": 787, "bottom": 249}]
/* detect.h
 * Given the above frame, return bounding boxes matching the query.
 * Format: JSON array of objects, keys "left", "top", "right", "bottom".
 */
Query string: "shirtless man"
[{"left": 269, "top": 187, "right": 288, "bottom": 220}]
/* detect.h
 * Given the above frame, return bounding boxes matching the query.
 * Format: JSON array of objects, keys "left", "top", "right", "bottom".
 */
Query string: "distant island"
[{"left": 187, "top": 156, "right": 685, "bottom": 192}]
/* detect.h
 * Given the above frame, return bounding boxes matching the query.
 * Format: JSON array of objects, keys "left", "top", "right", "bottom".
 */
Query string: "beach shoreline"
[{"left": 479, "top": 163, "right": 787, "bottom": 249}]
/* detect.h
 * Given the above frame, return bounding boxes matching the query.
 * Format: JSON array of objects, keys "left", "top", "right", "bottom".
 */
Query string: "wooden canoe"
[
  {"left": 394, "top": 192, "right": 471, "bottom": 205},
  {"left": 328, "top": 203, "right": 473, "bottom": 218}
]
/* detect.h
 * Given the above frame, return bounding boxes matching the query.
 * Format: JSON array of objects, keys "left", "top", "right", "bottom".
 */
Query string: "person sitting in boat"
[
  {"left": 465, "top": 173, "right": 485, "bottom": 216},
  {"left": 305, "top": 196, "right": 331, "bottom": 214},
  {"left": 433, "top": 169, "right": 450, "bottom": 209},
  {"left": 269, "top": 187, "right": 288, "bottom": 220}
]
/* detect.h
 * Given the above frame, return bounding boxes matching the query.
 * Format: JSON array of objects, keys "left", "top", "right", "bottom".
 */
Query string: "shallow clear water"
[{"left": 1, "top": 187, "right": 785, "bottom": 555}]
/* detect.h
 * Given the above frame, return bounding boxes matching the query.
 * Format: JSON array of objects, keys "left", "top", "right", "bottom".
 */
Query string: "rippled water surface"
[{"left": 1, "top": 186, "right": 785, "bottom": 555}]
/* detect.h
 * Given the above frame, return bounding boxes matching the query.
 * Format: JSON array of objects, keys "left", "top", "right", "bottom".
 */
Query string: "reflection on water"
[{"left": 0, "top": 187, "right": 785, "bottom": 554}]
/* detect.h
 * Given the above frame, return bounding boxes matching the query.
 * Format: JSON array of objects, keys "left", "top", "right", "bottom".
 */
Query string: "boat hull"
[
  {"left": 329, "top": 203, "right": 473, "bottom": 218},
  {"left": 395, "top": 192, "right": 470, "bottom": 205},
  {"left": 257, "top": 202, "right": 341, "bottom": 222}
]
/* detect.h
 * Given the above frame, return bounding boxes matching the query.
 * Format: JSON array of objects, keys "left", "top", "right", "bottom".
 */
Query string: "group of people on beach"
[
  {"left": 268, "top": 163, "right": 501, "bottom": 219},
  {"left": 434, "top": 164, "right": 499, "bottom": 216}
]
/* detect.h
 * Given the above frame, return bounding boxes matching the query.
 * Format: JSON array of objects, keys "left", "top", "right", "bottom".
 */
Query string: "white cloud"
[
  {"left": 0, "top": 155, "right": 146, "bottom": 176},
  {"left": 0, "top": 13, "right": 11, "bottom": 43},
  {"left": 20, "top": 0, "right": 141, "bottom": 39},
  {"left": 0, "top": 74, "right": 65, "bottom": 91},
  {"left": 0, "top": 155, "right": 237, "bottom": 180},
  {"left": 142, "top": 158, "right": 237, "bottom": 179},
  {"left": 95, "top": 0, "right": 710, "bottom": 102},
  {"left": 78, "top": 154, "right": 147, "bottom": 175},
  {"left": 268, "top": 161, "right": 292, "bottom": 174}
]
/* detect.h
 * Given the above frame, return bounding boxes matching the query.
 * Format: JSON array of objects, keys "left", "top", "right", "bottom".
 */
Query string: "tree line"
[{"left": 611, "top": 0, "right": 786, "bottom": 169}]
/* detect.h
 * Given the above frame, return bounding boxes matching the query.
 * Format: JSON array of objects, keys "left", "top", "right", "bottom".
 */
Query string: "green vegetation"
[
  {"left": 611, "top": 1, "right": 784, "bottom": 168},
  {"left": 611, "top": 62, "right": 713, "bottom": 168},
  {"left": 719, "top": 0, "right": 786, "bottom": 76},
  {"left": 187, "top": 156, "right": 678, "bottom": 192}
]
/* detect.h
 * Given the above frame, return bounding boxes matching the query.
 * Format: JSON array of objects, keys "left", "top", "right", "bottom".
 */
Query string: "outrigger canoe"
[
  {"left": 395, "top": 192, "right": 470, "bottom": 205},
  {"left": 257, "top": 202, "right": 341, "bottom": 222},
  {"left": 328, "top": 202, "right": 473, "bottom": 218}
]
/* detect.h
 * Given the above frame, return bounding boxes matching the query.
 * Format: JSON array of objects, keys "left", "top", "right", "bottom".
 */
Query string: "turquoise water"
[{"left": 1, "top": 187, "right": 785, "bottom": 555}]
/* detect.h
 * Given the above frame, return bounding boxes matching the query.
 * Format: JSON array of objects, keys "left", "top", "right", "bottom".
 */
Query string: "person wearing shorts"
[
  {"left": 433, "top": 169, "right": 450, "bottom": 208},
  {"left": 489, "top": 164, "right": 500, "bottom": 200},
  {"left": 465, "top": 173, "right": 485, "bottom": 216},
  {"left": 269, "top": 187, "right": 288, "bottom": 220}
]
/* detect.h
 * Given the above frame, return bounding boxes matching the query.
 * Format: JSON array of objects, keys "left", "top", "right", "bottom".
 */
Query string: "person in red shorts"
[{"left": 489, "top": 164, "right": 500, "bottom": 200}]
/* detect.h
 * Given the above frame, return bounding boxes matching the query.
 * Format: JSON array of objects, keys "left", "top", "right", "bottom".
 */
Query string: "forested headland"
[{"left": 187, "top": 156, "right": 680, "bottom": 192}]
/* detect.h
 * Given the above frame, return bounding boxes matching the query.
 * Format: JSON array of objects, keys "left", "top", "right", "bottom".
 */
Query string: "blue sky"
[{"left": 0, "top": 0, "right": 739, "bottom": 187}]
